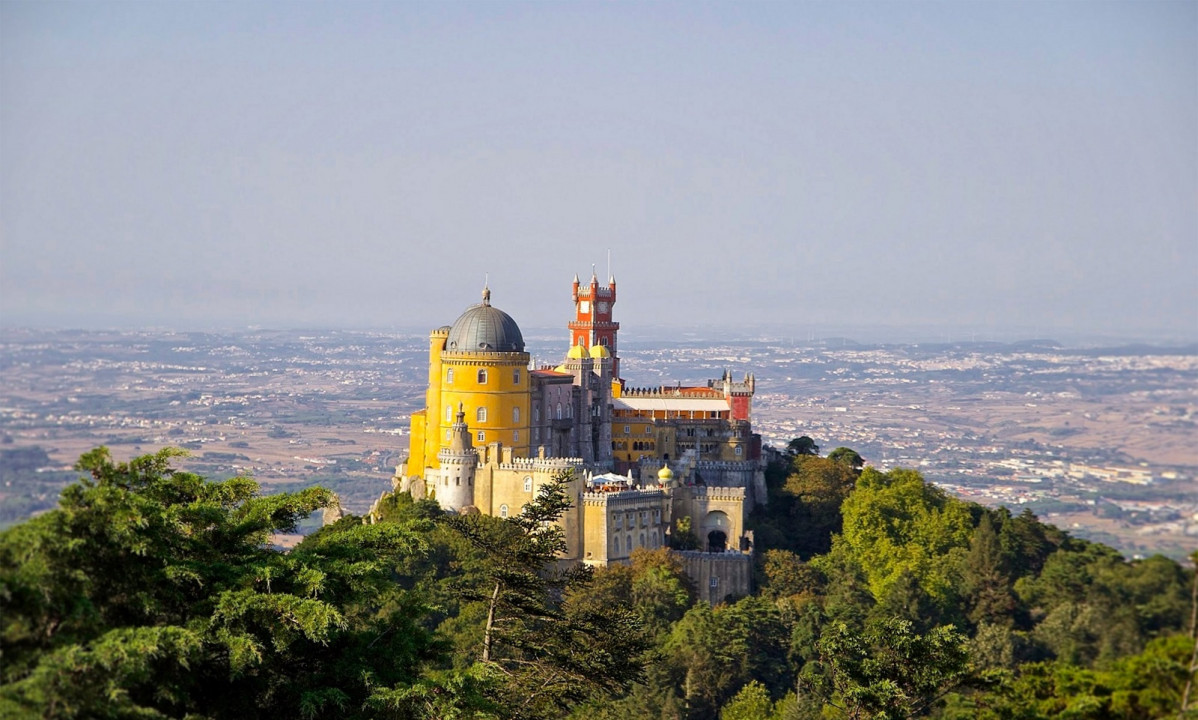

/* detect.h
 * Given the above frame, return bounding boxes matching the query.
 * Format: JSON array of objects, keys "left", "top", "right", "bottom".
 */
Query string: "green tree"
[
  {"left": 0, "top": 447, "right": 436, "bottom": 720},
  {"left": 443, "top": 472, "right": 649, "bottom": 719},
  {"left": 826, "top": 447, "right": 864, "bottom": 472},
  {"left": 787, "top": 437, "right": 819, "bottom": 457},
  {"left": 720, "top": 680, "right": 773, "bottom": 720},
  {"left": 962, "top": 514, "right": 1017, "bottom": 628},
  {"left": 833, "top": 467, "right": 972, "bottom": 606},
  {"left": 811, "top": 618, "right": 970, "bottom": 720}
]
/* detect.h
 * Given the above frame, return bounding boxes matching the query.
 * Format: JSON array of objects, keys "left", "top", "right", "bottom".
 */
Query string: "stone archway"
[
  {"left": 701, "top": 510, "right": 731, "bottom": 553},
  {"left": 707, "top": 529, "right": 727, "bottom": 553}
]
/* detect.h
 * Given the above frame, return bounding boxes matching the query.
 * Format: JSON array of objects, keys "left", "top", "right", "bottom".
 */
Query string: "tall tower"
[{"left": 569, "top": 270, "right": 620, "bottom": 378}]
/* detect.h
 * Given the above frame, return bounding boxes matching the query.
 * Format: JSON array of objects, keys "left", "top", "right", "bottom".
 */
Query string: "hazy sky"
[{"left": 2, "top": 1, "right": 1195, "bottom": 341}]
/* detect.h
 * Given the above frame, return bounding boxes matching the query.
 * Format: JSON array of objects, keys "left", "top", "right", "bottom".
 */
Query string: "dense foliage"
[{"left": 1, "top": 444, "right": 1194, "bottom": 719}]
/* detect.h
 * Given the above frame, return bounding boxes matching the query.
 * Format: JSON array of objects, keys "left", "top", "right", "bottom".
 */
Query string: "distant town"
[{"left": 1, "top": 327, "right": 1194, "bottom": 559}]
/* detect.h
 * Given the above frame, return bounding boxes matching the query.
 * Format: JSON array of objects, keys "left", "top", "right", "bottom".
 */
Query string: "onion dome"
[
  {"left": 657, "top": 464, "right": 674, "bottom": 481},
  {"left": 589, "top": 345, "right": 610, "bottom": 359},
  {"left": 446, "top": 286, "right": 524, "bottom": 352}
]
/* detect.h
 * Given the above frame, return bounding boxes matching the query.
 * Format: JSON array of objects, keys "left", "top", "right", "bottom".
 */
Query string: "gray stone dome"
[{"left": 446, "top": 290, "right": 524, "bottom": 352}]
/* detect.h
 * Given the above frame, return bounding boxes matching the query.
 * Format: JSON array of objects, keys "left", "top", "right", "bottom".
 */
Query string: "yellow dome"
[
  {"left": 567, "top": 345, "right": 587, "bottom": 359},
  {"left": 589, "top": 344, "right": 610, "bottom": 359},
  {"left": 553, "top": 364, "right": 570, "bottom": 374},
  {"left": 657, "top": 464, "right": 674, "bottom": 481}
]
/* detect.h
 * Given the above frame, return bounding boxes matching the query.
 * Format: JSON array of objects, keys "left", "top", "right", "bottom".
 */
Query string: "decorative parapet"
[
  {"left": 581, "top": 489, "right": 665, "bottom": 506},
  {"left": 621, "top": 386, "right": 723, "bottom": 398},
  {"left": 440, "top": 351, "right": 531, "bottom": 364},
  {"left": 686, "top": 485, "right": 746, "bottom": 500},
  {"left": 497, "top": 456, "right": 586, "bottom": 473},
  {"left": 695, "top": 460, "right": 756, "bottom": 472}
]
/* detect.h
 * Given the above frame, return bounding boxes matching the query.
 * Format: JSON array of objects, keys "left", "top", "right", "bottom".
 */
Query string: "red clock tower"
[{"left": 569, "top": 270, "right": 620, "bottom": 378}]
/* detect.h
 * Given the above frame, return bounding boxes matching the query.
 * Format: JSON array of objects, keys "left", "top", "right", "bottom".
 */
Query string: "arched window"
[
  {"left": 513, "top": 430, "right": 519, "bottom": 442},
  {"left": 639, "top": 532, "right": 645, "bottom": 547},
  {"left": 556, "top": 403, "right": 563, "bottom": 420},
  {"left": 499, "top": 504, "right": 508, "bottom": 518},
  {"left": 524, "top": 476, "right": 533, "bottom": 493},
  {"left": 533, "top": 407, "right": 540, "bottom": 422},
  {"left": 613, "top": 536, "right": 620, "bottom": 553},
  {"left": 446, "top": 368, "right": 454, "bottom": 384},
  {"left": 600, "top": 337, "right": 608, "bottom": 346},
  {"left": 477, "top": 431, "right": 485, "bottom": 442},
  {"left": 446, "top": 405, "right": 452, "bottom": 422},
  {"left": 477, "top": 369, "right": 487, "bottom": 384},
  {"left": 513, "top": 407, "right": 520, "bottom": 423},
  {"left": 512, "top": 368, "right": 520, "bottom": 384},
  {"left": 626, "top": 533, "right": 633, "bottom": 552},
  {"left": 566, "top": 404, "right": 572, "bottom": 418},
  {"left": 477, "top": 406, "right": 487, "bottom": 423}
]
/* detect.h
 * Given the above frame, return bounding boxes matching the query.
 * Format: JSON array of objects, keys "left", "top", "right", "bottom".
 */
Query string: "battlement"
[
  {"left": 575, "top": 285, "right": 614, "bottom": 299},
  {"left": 621, "top": 386, "right": 723, "bottom": 399},
  {"left": 695, "top": 460, "right": 756, "bottom": 472},
  {"left": 687, "top": 485, "right": 746, "bottom": 500},
  {"left": 441, "top": 351, "right": 530, "bottom": 363},
  {"left": 582, "top": 489, "right": 664, "bottom": 506},
  {"left": 497, "top": 456, "right": 586, "bottom": 473}
]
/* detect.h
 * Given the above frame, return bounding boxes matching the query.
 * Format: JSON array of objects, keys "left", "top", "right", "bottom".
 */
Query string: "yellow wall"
[
  {"left": 408, "top": 410, "right": 427, "bottom": 471},
  {"left": 439, "top": 355, "right": 531, "bottom": 458},
  {"left": 421, "top": 329, "right": 448, "bottom": 470}
]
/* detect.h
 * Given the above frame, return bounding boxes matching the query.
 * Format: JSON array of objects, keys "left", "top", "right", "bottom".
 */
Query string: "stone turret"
[{"left": 436, "top": 405, "right": 478, "bottom": 511}]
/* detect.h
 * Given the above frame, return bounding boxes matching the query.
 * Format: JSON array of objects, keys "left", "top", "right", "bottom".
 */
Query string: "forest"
[{"left": 1, "top": 444, "right": 1194, "bottom": 719}]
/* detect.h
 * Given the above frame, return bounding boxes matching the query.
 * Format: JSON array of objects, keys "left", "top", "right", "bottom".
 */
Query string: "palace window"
[
  {"left": 524, "top": 477, "right": 533, "bottom": 492},
  {"left": 534, "top": 427, "right": 540, "bottom": 442},
  {"left": 513, "top": 369, "right": 521, "bottom": 384},
  {"left": 556, "top": 403, "right": 563, "bottom": 420},
  {"left": 566, "top": 404, "right": 572, "bottom": 418},
  {"left": 513, "top": 407, "right": 520, "bottom": 423},
  {"left": 513, "top": 430, "right": 519, "bottom": 442},
  {"left": 499, "top": 504, "right": 508, "bottom": 518},
  {"left": 446, "top": 369, "right": 454, "bottom": 384},
  {"left": 477, "top": 369, "right": 487, "bottom": 384},
  {"left": 613, "top": 536, "right": 620, "bottom": 553},
  {"left": 735, "top": 446, "right": 743, "bottom": 456},
  {"left": 624, "top": 425, "right": 630, "bottom": 435},
  {"left": 614, "top": 514, "right": 622, "bottom": 529},
  {"left": 477, "top": 407, "right": 487, "bottom": 423},
  {"left": 533, "top": 407, "right": 540, "bottom": 422},
  {"left": 477, "top": 431, "right": 485, "bottom": 442},
  {"left": 446, "top": 405, "right": 452, "bottom": 422}
]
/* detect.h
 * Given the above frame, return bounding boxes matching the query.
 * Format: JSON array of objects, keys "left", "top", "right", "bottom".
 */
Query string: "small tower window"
[
  {"left": 556, "top": 403, "right": 562, "bottom": 420},
  {"left": 524, "top": 477, "right": 533, "bottom": 492},
  {"left": 513, "top": 430, "right": 519, "bottom": 442},
  {"left": 477, "top": 431, "right": 485, "bottom": 442},
  {"left": 477, "top": 407, "right": 487, "bottom": 423},
  {"left": 533, "top": 407, "right": 540, "bottom": 422},
  {"left": 499, "top": 504, "right": 508, "bottom": 518},
  {"left": 513, "top": 407, "right": 520, "bottom": 423},
  {"left": 513, "top": 369, "right": 521, "bottom": 384},
  {"left": 446, "top": 368, "right": 454, "bottom": 384},
  {"left": 446, "top": 405, "right": 453, "bottom": 422},
  {"left": 566, "top": 405, "right": 572, "bottom": 418},
  {"left": 477, "top": 369, "right": 487, "bottom": 384}
]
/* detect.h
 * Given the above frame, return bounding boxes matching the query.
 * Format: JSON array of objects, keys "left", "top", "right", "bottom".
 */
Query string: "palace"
[{"left": 392, "top": 273, "right": 764, "bottom": 601}]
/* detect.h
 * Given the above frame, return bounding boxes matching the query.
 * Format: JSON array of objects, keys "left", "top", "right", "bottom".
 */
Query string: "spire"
[{"left": 591, "top": 264, "right": 598, "bottom": 283}]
